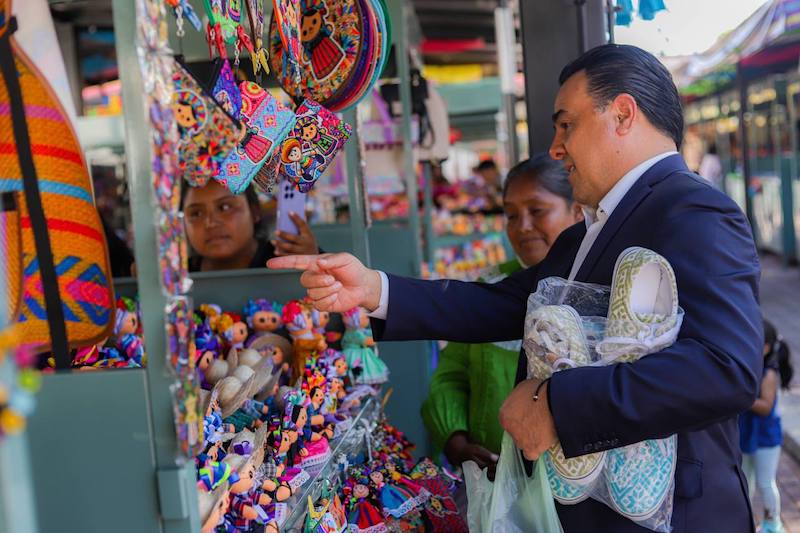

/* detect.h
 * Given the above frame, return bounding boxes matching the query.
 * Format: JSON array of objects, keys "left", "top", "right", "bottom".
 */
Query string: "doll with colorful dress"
[
  {"left": 222, "top": 427, "right": 275, "bottom": 532},
  {"left": 243, "top": 299, "right": 283, "bottom": 346},
  {"left": 111, "top": 297, "right": 146, "bottom": 367},
  {"left": 369, "top": 466, "right": 425, "bottom": 519},
  {"left": 216, "top": 312, "right": 249, "bottom": 351},
  {"left": 195, "top": 323, "right": 222, "bottom": 389},
  {"left": 283, "top": 389, "right": 330, "bottom": 473},
  {"left": 342, "top": 307, "right": 388, "bottom": 385},
  {"left": 266, "top": 420, "right": 309, "bottom": 491},
  {"left": 283, "top": 299, "right": 326, "bottom": 383},
  {"left": 346, "top": 475, "right": 389, "bottom": 533}
]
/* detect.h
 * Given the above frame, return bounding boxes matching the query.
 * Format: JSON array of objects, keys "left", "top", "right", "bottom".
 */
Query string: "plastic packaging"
[
  {"left": 522, "top": 249, "right": 684, "bottom": 533},
  {"left": 464, "top": 431, "right": 563, "bottom": 533}
]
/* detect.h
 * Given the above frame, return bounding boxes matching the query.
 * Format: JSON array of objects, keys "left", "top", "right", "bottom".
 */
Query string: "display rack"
[{"left": 14, "top": 1, "right": 432, "bottom": 532}]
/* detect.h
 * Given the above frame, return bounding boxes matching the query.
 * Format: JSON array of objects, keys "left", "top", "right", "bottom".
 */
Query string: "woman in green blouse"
[{"left": 421, "top": 154, "right": 583, "bottom": 473}]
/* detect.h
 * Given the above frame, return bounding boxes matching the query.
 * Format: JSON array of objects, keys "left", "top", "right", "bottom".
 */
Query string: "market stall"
[{"left": 0, "top": 0, "right": 469, "bottom": 531}]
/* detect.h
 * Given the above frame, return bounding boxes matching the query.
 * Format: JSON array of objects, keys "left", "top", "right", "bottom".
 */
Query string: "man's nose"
[{"left": 549, "top": 135, "right": 566, "bottom": 161}]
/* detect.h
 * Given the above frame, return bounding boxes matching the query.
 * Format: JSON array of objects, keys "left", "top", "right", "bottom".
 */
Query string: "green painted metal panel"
[
  {"left": 26, "top": 371, "right": 161, "bottom": 533},
  {"left": 438, "top": 77, "right": 502, "bottom": 116}
]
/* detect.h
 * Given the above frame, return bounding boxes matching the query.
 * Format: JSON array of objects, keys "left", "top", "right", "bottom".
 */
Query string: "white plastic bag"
[{"left": 464, "top": 432, "right": 563, "bottom": 533}]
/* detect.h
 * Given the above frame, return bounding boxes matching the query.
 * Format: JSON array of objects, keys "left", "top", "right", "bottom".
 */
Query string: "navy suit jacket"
[{"left": 372, "top": 155, "right": 762, "bottom": 532}]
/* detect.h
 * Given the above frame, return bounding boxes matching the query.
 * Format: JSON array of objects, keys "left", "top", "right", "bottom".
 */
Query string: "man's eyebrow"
[{"left": 552, "top": 110, "right": 565, "bottom": 123}]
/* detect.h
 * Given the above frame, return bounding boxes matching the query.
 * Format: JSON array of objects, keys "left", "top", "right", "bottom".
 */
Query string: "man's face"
[{"left": 549, "top": 71, "right": 618, "bottom": 208}]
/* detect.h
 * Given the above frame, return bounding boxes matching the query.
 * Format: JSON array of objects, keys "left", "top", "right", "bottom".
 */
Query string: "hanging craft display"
[
  {"left": 268, "top": 0, "right": 363, "bottom": 109},
  {"left": 210, "top": 58, "right": 243, "bottom": 120},
  {"left": 136, "top": 0, "right": 201, "bottom": 457},
  {"left": 172, "top": 57, "right": 242, "bottom": 188},
  {"left": 216, "top": 81, "right": 297, "bottom": 194},
  {"left": 0, "top": 0, "right": 114, "bottom": 361},
  {"left": 245, "top": 0, "right": 270, "bottom": 74},
  {"left": 277, "top": 99, "right": 351, "bottom": 193}
]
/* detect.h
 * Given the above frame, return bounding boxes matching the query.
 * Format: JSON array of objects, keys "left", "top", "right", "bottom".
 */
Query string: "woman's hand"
[
  {"left": 273, "top": 212, "right": 319, "bottom": 256},
  {"left": 444, "top": 432, "right": 499, "bottom": 479}
]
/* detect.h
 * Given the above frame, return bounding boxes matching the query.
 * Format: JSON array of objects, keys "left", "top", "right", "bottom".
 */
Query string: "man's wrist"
[{"left": 364, "top": 269, "right": 382, "bottom": 312}]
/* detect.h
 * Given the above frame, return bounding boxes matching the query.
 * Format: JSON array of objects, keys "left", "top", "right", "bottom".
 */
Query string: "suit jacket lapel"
[{"left": 575, "top": 154, "right": 689, "bottom": 281}]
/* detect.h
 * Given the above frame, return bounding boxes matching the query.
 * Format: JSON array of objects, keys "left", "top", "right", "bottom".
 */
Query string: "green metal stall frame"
[{"left": 11, "top": 0, "right": 433, "bottom": 531}]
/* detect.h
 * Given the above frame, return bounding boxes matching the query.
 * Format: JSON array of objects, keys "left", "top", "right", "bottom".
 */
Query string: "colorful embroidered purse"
[
  {"left": 0, "top": 11, "right": 113, "bottom": 363},
  {"left": 210, "top": 58, "right": 242, "bottom": 120},
  {"left": 277, "top": 99, "right": 351, "bottom": 193},
  {"left": 172, "top": 57, "right": 242, "bottom": 187},
  {"left": 269, "top": 0, "right": 363, "bottom": 109},
  {"left": 216, "top": 81, "right": 296, "bottom": 194}
]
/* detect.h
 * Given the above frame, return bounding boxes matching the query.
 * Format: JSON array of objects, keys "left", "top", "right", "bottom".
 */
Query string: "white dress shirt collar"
[{"left": 583, "top": 151, "right": 678, "bottom": 227}]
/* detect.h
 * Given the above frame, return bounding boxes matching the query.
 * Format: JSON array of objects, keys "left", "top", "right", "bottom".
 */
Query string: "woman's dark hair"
[
  {"left": 764, "top": 319, "right": 793, "bottom": 389},
  {"left": 558, "top": 44, "right": 684, "bottom": 149},
  {"left": 502, "top": 153, "right": 573, "bottom": 203},
  {"left": 180, "top": 181, "right": 260, "bottom": 212}
]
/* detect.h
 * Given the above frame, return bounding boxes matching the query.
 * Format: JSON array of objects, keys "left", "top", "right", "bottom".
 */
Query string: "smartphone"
[{"left": 275, "top": 179, "right": 307, "bottom": 236}]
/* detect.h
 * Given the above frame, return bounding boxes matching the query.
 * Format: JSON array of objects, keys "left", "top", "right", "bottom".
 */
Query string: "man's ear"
[{"left": 611, "top": 93, "right": 637, "bottom": 136}]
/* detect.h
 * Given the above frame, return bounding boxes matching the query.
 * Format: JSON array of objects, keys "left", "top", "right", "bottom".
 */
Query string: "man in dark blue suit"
[{"left": 269, "top": 44, "right": 762, "bottom": 532}]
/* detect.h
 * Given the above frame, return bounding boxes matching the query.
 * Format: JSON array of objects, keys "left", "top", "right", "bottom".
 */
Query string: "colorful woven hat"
[{"left": 0, "top": 6, "right": 113, "bottom": 363}]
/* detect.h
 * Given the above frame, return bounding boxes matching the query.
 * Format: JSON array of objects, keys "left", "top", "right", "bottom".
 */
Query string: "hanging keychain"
[
  {"left": 165, "top": 0, "right": 202, "bottom": 33},
  {"left": 245, "top": 0, "right": 270, "bottom": 77}
]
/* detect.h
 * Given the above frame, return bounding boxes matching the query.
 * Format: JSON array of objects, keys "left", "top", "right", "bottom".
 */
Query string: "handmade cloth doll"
[
  {"left": 409, "top": 460, "right": 467, "bottom": 532},
  {"left": 195, "top": 323, "right": 221, "bottom": 389},
  {"left": 113, "top": 297, "right": 146, "bottom": 367},
  {"left": 223, "top": 427, "right": 274, "bottom": 532},
  {"left": 282, "top": 300, "right": 326, "bottom": 382},
  {"left": 243, "top": 299, "right": 283, "bottom": 344},
  {"left": 266, "top": 420, "right": 309, "bottom": 490},
  {"left": 342, "top": 307, "right": 388, "bottom": 385},
  {"left": 305, "top": 385, "right": 334, "bottom": 439},
  {"left": 283, "top": 389, "right": 330, "bottom": 473},
  {"left": 249, "top": 333, "right": 294, "bottom": 389},
  {"left": 198, "top": 460, "right": 239, "bottom": 492},
  {"left": 369, "top": 467, "right": 424, "bottom": 519},
  {"left": 199, "top": 481, "right": 231, "bottom": 533},
  {"left": 346, "top": 475, "right": 388, "bottom": 533},
  {"left": 216, "top": 312, "right": 249, "bottom": 351}
]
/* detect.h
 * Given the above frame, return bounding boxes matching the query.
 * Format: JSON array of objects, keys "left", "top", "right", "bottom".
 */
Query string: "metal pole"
[
  {"left": 421, "top": 162, "right": 436, "bottom": 264},
  {"left": 738, "top": 65, "right": 755, "bottom": 229},
  {"left": 576, "top": 0, "right": 588, "bottom": 53},
  {"left": 772, "top": 76, "right": 796, "bottom": 264},
  {"left": 113, "top": 1, "right": 198, "bottom": 531},
  {"left": 389, "top": 0, "right": 422, "bottom": 275},
  {"left": 495, "top": 1, "right": 520, "bottom": 166},
  {"left": 606, "top": 0, "right": 616, "bottom": 43},
  {"left": 343, "top": 107, "right": 371, "bottom": 265}
]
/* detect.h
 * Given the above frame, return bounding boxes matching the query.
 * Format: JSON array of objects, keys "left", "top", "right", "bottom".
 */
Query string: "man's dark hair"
[
  {"left": 503, "top": 153, "right": 573, "bottom": 202},
  {"left": 559, "top": 44, "right": 684, "bottom": 149}
]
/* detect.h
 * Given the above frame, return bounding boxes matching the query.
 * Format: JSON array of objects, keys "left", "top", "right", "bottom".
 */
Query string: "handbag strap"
[{"left": 0, "top": 17, "right": 70, "bottom": 367}]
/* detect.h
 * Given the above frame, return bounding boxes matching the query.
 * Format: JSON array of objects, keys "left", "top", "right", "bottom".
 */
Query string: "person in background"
[
  {"left": 464, "top": 159, "right": 503, "bottom": 212},
  {"left": 698, "top": 143, "right": 723, "bottom": 189},
  {"left": 421, "top": 154, "right": 583, "bottom": 475},
  {"left": 183, "top": 179, "right": 320, "bottom": 272},
  {"left": 740, "top": 319, "right": 794, "bottom": 533}
]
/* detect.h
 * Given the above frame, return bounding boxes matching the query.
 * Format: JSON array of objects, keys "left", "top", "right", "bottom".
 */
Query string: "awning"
[{"left": 684, "top": 0, "right": 800, "bottom": 82}]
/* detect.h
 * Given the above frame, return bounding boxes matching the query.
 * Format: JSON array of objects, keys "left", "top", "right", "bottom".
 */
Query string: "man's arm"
[
  {"left": 370, "top": 266, "right": 538, "bottom": 344},
  {"left": 549, "top": 187, "right": 762, "bottom": 458}
]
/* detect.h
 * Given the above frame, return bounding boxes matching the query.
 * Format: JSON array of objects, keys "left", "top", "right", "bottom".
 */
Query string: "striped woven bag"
[{"left": 0, "top": 1, "right": 114, "bottom": 366}]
